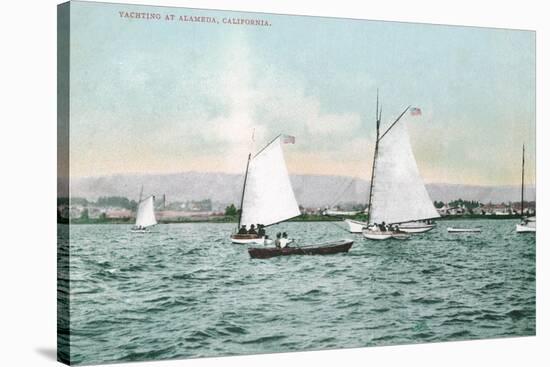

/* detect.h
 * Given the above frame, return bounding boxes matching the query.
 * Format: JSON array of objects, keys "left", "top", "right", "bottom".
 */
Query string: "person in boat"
[
  {"left": 274, "top": 232, "right": 282, "bottom": 248},
  {"left": 380, "top": 222, "right": 387, "bottom": 232},
  {"left": 258, "top": 224, "right": 266, "bottom": 237},
  {"left": 238, "top": 225, "right": 247, "bottom": 234},
  {"left": 248, "top": 224, "right": 257, "bottom": 235},
  {"left": 280, "top": 232, "right": 293, "bottom": 248}
]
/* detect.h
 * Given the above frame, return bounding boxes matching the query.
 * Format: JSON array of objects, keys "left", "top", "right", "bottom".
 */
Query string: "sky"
[{"left": 67, "top": 1, "right": 536, "bottom": 185}]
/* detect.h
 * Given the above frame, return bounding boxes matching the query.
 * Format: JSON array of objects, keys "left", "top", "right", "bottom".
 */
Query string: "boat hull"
[
  {"left": 347, "top": 220, "right": 435, "bottom": 234},
  {"left": 130, "top": 230, "right": 152, "bottom": 233},
  {"left": 230, "top": 234, "right": 270, "bottom": 245},
  {"left": 516, "top": 224, "right": 536, "bottom": 233},
  {"left": 397, "top": 222, "right": 435, "bottom": 233},
  {"left": 345, "top": 219, "right": 368, "bottom": 233},
  {"left": 248, "top": 240, "right": 353, "bottom": 259},
  {"left": 362, "top": 230, "right": 395, "bottom": 240}
]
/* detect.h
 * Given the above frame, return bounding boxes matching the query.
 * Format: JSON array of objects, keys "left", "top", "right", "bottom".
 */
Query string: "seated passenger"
[
  {"left": 274, "top": 232, "right": 282, "bottom": 248},
  {"left": 258, "top": 224, "right": 265, "bottom": 236},
  {"left": 238, "top": 225, "right": 247, "bottom": 234},
  {"left": 279, "top": 232, "right": 293, "bottom": 248}
]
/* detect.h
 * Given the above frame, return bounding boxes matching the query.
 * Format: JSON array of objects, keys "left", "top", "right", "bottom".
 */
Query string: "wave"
[
  {"left": 446, "top": 330, "right": 472, "bottom": 339},
  {"left": 371, "top": 334, "right": 398, "bottom": 343},
  {"left": 371, "top": 307, "right": 390, "bottom": 313},
  {"left": 478, "top": 282, "right": 505, "bottom": 290},
  {"left": 506, "top": 309, "right": 528, "bottom": 321},
  {"left": 121, "top": 346, "right": 176, "bottom": 362},
  {"left": 241, "top": 334, "right": 287, "bottom": 344},
  {"left": 289, "top": 288, "right": 328, "bottom": 301},
  {"left": 421, "top": 267, "right": 442, "bottom": 274},
  {"left": 411, "top": 297, "right": 444, "bottom": 305},
  {"left": 393, "top": 279, "right": 418, "bottom": 285}
]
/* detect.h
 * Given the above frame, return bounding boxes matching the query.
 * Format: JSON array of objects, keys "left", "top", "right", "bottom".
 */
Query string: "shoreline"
[{"left": 59, "top": 214, "right": 526, "bottom": 225}]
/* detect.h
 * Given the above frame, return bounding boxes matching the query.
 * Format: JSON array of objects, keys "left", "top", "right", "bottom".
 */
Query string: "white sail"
[
  {"left": 240, "top": 137, "right": 300, "bottom": 227},
  {"left": 369, "top": 119, "right": 439, "bottom": 225},
  {"left": 135, "top": 196, "right": 157, "bottom": 228}
]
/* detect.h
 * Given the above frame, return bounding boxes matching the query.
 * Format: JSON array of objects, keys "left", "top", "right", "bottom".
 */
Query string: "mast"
[
  {"left": 138, "top": 185, "right": 143, "bottom": 203},
  {"left": 366, "top": 90, "right": 381, "bottom": 224},
  {"left": 237, "top": 130, "right": 259, "bottom": 229},
  {"left": 520, "top": 143, "right": 525, "bottom": 217},
  {"left": 237, "top": 153, "right": 251, "bottom": 229}
]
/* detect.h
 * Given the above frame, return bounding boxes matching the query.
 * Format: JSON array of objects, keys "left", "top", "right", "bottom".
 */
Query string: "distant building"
[
  {"left": 182, "top": 199, "right": 212, "bottom": 212},
  {"left": 87, "top": 207, "right": 105, "bottom": 219},
  {"left": 105, "top": 208, "right": 132, "bottom": 219},
  {"left": 437, "top": 204, "right": 466, "bottom": 216}
]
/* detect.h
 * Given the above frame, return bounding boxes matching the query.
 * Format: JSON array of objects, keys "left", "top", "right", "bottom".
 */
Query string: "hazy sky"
[{"left": 69, "top": 1, "right": 535, "bottom": 185}]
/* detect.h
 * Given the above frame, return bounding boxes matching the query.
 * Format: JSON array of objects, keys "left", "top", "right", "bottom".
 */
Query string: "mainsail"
[
  {"left": 239, "top": 136, "right": 300, "bottom": 228},
  {"left": 369, "top": 117, "right": 439, "bottom": 225},
  {"left": 135, "top": 195, "right": 157, "bottom": 228}
]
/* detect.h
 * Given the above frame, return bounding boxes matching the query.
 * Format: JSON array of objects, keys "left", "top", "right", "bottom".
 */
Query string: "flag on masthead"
[{"left": 281, "top": 135, "right": 295, "bottom": 144}]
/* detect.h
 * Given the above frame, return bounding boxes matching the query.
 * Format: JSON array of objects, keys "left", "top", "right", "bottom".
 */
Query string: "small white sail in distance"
[
  {"left": 135, "top": 195, "right": 157, "bottom": 228},
  {"left": 239, "top": 135, "right": 300, "bottom": 228},
  {"left": 369, "top": 118, "right": 439, "bottom": 225}
]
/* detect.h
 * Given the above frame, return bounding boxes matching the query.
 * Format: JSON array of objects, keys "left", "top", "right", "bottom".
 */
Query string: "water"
[{"left": 62, "top": 219, "right": 535, "bottom": 365}]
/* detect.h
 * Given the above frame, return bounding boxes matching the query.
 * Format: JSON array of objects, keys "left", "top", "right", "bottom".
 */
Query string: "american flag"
[
  {"left": 281, "top": 135, "right": 295, "bottom": 144},
  {"left": 410, "top": 107, "right": 422, "bottom": 116}
]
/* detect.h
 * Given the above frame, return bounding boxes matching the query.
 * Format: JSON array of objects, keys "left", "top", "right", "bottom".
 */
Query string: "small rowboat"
[
  {"left": 447, "top": 227, "right": 481, "bottom": 233},
  {"left": 248, "top": 239, "right": 353, "bottom": 259}
]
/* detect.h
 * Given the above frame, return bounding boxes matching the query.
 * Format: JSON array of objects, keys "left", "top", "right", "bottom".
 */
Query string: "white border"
[{"left": 0, "top": 0, "right": 547, "bottom": 366}]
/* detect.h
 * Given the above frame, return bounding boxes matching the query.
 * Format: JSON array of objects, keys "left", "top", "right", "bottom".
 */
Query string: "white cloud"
[{"left": 174, "top": 35, "right": 367, "bottom": 174}]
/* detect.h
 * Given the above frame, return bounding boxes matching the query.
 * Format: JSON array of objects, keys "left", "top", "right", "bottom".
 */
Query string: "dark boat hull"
[{"left": 248, "top": 239, "right": 353, "bottom": 259}]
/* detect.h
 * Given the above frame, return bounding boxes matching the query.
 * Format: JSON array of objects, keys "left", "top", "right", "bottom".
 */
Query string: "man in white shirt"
[{"left": 279, "top": 232, "right": 293, "bottom": 248}]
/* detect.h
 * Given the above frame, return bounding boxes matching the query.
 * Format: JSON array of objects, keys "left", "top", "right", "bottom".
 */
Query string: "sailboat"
[
  {"left": 230, "top": 134, "right": 301, "bottom": 244},
  {"left": 131, "top": 188, "right": 157, "bottom": 233},
  {"left": 516, "top": 144, "right": 536, "bottom": 233},
  {"left": 359, "top": 92, "right": 440, "bottom": 240}
]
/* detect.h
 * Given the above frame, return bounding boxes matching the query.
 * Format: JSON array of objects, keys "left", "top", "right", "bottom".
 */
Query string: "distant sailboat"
[
  {"left": 516, "top": 144, "right": 536, "bottom": 233},
  {"left": 359, "top": 92, "right": 440, "bottom": 240},
  {"left": 230, "top": 134, "right": 301, "bottom": 244},
  {"left": 131, "top": 188, "right": 157, "bottom": 233}
]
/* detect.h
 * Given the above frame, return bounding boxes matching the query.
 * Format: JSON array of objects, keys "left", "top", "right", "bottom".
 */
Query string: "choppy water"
[{"left": 60, "top": 219, "right": 535, "bottom": 365}]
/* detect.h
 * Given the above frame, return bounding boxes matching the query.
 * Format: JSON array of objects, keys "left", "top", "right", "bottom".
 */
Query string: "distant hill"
[{"left": 70, "top": 172, "right": 535, "bottom": 207}]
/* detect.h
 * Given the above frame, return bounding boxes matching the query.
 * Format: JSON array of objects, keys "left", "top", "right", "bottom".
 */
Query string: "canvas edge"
[{"left": 57, "top": 1, "right": 72, "bottom": 365}]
